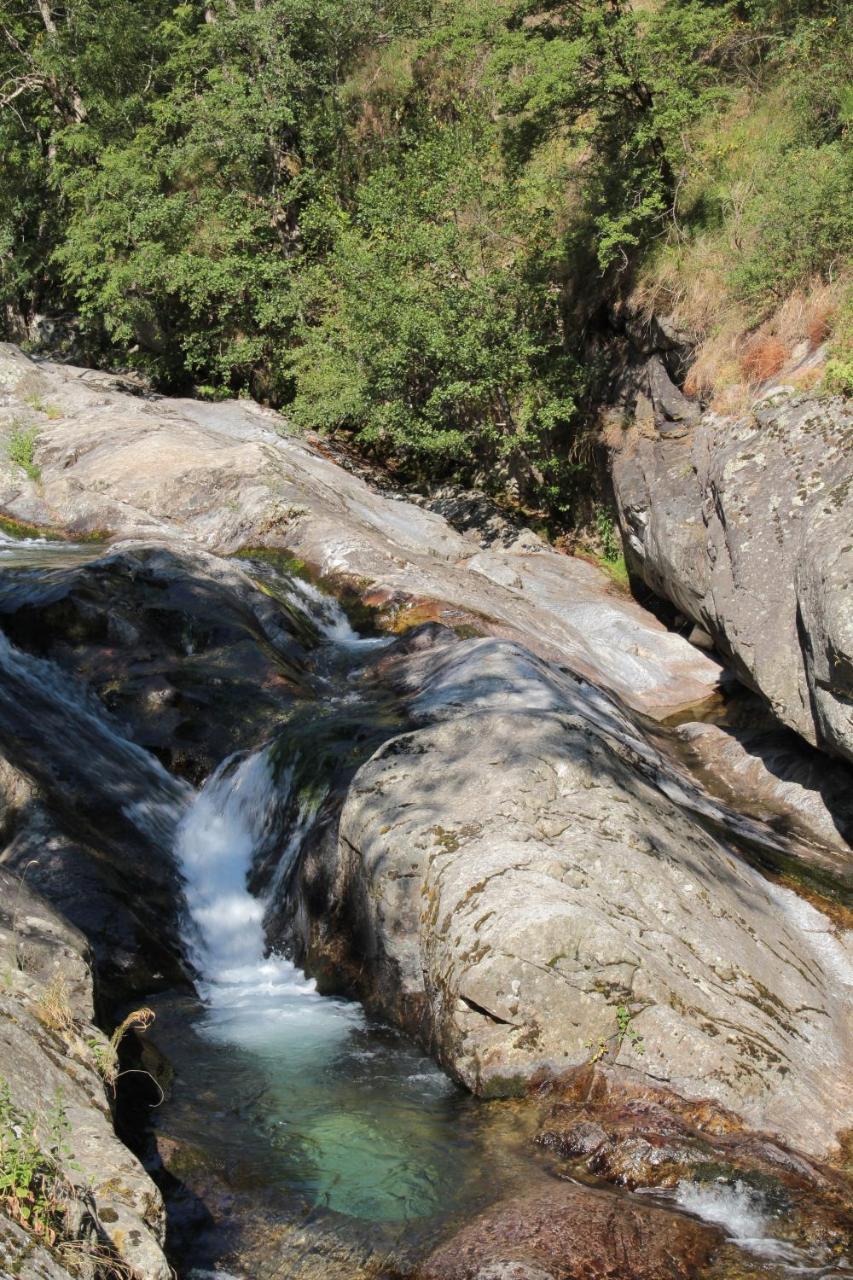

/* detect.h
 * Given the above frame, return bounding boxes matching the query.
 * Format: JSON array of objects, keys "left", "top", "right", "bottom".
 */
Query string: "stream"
[{"left": 0, "top": 532, "right": 849, "bottom": 1279}]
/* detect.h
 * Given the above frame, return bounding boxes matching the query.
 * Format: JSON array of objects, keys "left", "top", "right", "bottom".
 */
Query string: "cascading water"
[
  {"left": 166, "top": 581, "right": 462, "bottom": 1228},
  {"left": 675, "top": 1180, "right": 810, "bottom": 1266},
  {"left": 174, "top": 743, "right": 361, "bottom": 1052}
]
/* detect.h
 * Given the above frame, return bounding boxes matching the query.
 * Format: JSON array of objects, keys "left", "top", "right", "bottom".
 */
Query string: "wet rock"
[
  {"left": 417, "top": 1180, "right": 720, "bottom": 1280},
  {"left": 1, "top": 802, "right": 186, "bottom": 999},
  {"left": 532, "top": 1066, "right": 853, "bottom": 1253},
  {"left": 0, "top": 342, "right": 721, "bottom": 721},
  {"left": 610, "top": 391, "right": 853, "bottom": 760},
  {"left": 0, "top": 868, "right": 170, "bottom": 1279},
  {"left": 0, "top": 541, "right": 312, "bottom": 782}
]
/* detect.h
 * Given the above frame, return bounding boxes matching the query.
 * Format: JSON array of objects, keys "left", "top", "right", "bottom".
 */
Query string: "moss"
[
  {"left": 234, "top": 546, "right": 313, "bottom": 580},
  {"left": 0, "top": 513, "right": 63, "bottom": 542},
  {"left": 479, "top": 1073, "right": 530, "bottom": 1100},
  {"left": 74, "top": 527, "right": 111, "bottom": 544}
]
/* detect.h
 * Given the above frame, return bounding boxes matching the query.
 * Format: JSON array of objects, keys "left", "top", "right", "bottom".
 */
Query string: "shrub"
[{"left": 731, "top": 143, "right": 853, "bottom": 317}]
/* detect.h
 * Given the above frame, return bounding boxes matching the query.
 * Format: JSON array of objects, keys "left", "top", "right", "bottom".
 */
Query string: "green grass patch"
[
  {"left": 6, "top": 425, "right": 40, "bottom": 481},
  {"left": 597, "top": 553, "right": 630, "bottom": 590}
]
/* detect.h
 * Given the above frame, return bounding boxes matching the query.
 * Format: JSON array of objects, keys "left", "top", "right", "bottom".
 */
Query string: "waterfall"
[
  {"left": 171, "top": 574, "right": 377, "bottom": 1051},
  {"left": 173, "top": 742, "right": 361, "bottom": 1054}
]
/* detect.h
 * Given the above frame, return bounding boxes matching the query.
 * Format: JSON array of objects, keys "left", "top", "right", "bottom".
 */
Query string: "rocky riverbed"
[{"left": 0, "top": 343, "right": 850, "bottom": 1279}]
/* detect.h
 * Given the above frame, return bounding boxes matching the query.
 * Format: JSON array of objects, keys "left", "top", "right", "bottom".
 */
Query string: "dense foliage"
[{"left": 1, "top": 0, "right": 850, "bottom": 513}]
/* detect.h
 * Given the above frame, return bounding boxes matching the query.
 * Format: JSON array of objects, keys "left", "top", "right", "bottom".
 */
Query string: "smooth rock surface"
[
  {"left": 611, "top": 390, "right": 853, "bottom": 759},
  {"left": 301, "top": 635, "right": 853, "bottom": 1158},
  {"left": 0, "top": 343, "right": 720, "bottom": 720}
]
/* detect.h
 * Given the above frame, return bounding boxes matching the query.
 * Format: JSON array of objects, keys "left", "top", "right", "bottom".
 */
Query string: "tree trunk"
[{"left": 35, "top": 0, "right": 88, "bottom": 121}]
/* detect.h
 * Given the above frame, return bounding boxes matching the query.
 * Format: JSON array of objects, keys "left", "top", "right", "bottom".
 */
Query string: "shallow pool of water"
[{"left": 146, "top": 988, "right": 543, "bottom": 1275}]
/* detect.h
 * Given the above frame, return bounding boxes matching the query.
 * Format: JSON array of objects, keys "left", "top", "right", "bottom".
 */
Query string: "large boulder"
[
  {"left": 610, "top": 389, "right": 853, "bottom": 760},
  {"left": 295, "top": 637, "right": 853, "bottom": 1159},
  {"left": 417, "top": 1180, "right": 720, "bottom": 1280}
]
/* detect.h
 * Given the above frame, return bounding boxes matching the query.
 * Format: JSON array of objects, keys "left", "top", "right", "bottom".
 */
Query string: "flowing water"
[
  {"left": 0, "top": 533, "right": 848, "bottom": 1278},
  {"left": 151, "top": 587, "right": 545, "bottom": 1273}
]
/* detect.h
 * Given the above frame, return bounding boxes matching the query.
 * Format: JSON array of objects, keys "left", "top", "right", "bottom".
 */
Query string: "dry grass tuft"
[
  {"left": 34, "top": 975, "right": 74, "bottom": 1036},
  {"left": 740, "top": 333, "right": 789, "bottom": 383},
  {"left": 90, "top": 1007, "right": 156, "bottom": 1091},
  {"left": 660, "top": 277, "right": 847, "bottom": 410}
]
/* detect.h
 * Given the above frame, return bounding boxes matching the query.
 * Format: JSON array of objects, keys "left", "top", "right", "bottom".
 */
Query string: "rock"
[
  {"left": 298, "top": 635, "right": 853, "bottom": 1158},
  {"left": 645, "top": 355, "right": 701, "bottom": 434},
  {"left": 0, "top": 868, "right": 170, "bottom": 1280},
  {"left": 672, "top": 721, "right": 853, "bottom": 865},
  {"left": 1, "top": 1212, "right": 75, "bottom": 1279},
  {"left": 417, "top": 1180, "right": 720, "bottom": 1280},
  {"left": 533, "top": 1065, "right": 853, "bottom": 1252},
  {"left": 1, "top": 803, "right": 186, "bottom": 999},
  {"left": 0, "top": 342, "right": 721, "bottom": 721},
  {"left": 0, "top": 540, "right": 314, "bottom": 782},
  {"left": 610, "top": 391, "right": 853, "bottom": 760}
]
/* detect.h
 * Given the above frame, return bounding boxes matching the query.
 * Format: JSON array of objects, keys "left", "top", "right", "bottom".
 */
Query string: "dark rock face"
[
  {"left": 610, "top": 391, "right": 853, "bottom": 762},
  {"left": 418, "top": 1180, "right": 720, "bottom": 1280},
  {"left": 0, "top": 541, "right": 312, "bottom": 783}
]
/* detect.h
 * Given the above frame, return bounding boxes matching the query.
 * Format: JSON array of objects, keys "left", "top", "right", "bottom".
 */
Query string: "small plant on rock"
[
  {"left": 7, "top": 424, "right": 40, "bottom": 481},
  {"left": 585, "top": 1003, "right": 645, "bottom": 1065},
  {"left": 0, "top": 1079, "right": 75, "bottom": 1246}
]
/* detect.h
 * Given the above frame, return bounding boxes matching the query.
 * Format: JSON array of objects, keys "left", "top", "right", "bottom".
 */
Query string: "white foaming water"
[
  {"left": 0, "top": 532, "right": 48, "bottom": 552},
  {"left": 174, "top": 743, "right": 361, "bottom": 1053},
  {"left": 676, "top": 1180, "right": 803, "bottom": 1264},
  {"left": 289, "top": 575, "right": 390, "bottom": 649}
]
